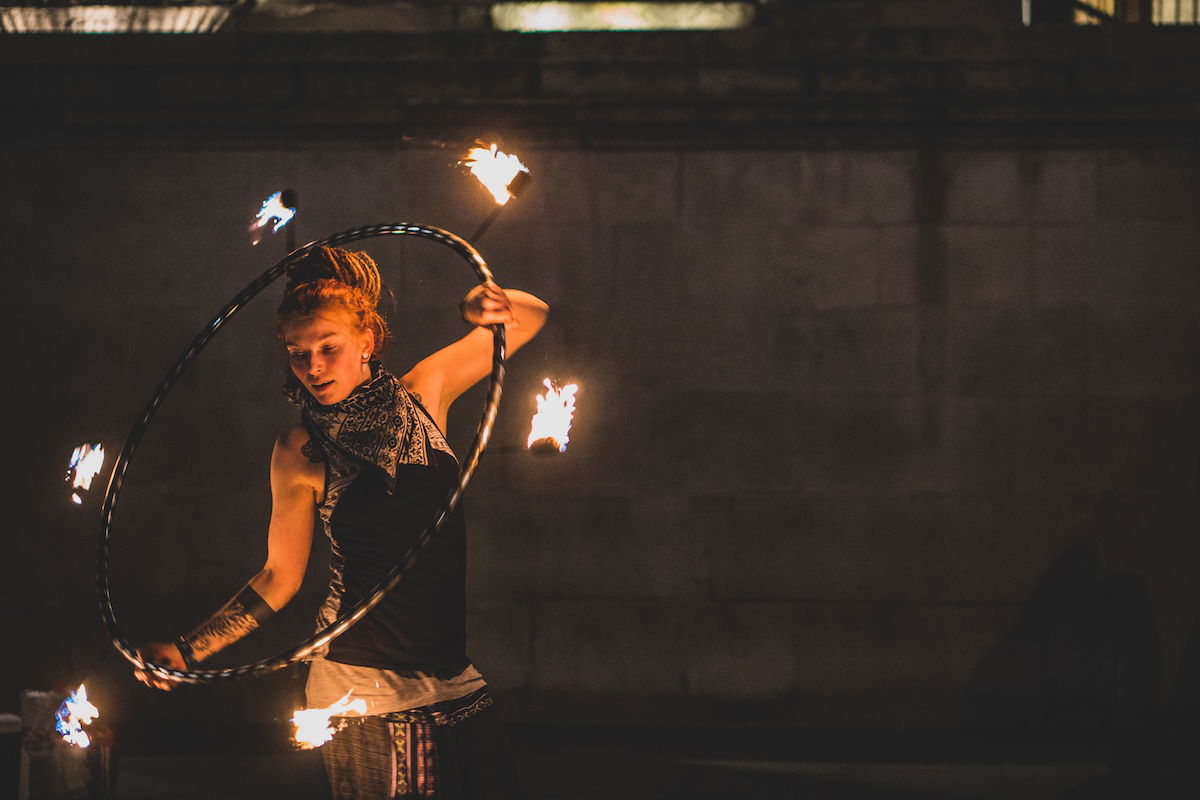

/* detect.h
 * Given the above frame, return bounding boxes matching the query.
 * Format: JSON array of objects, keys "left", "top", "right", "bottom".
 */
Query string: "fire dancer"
[{"left": 134, "top": 245, "right": 547, "bottom": 799}]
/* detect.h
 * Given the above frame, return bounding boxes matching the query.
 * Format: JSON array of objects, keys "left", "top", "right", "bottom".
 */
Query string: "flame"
[
  {"left": 55, "top": 684, "right": 100, "bottom": 748},
  {"left": 291, "top": 691, "right": 367, "bottom": 750},
  {"left": 66, "top": 443, "right": 105, "bottom": 505},
  {"left": 527, "top": 378, "right": 578, "bottom": 453},
  {"left": 460, "top": 144, "right": 529, "bottom": 205},
  {"left": 249, "top": 191, "right": 297, "bottom": 242}
]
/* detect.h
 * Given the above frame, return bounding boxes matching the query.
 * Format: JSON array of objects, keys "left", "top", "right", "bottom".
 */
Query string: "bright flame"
[
  {"left": 291, "top": 691, "right": 367, "bottom": 750},
  {"left": 249, "top": 191, "right": 297, "bottom": 241},
  {"left": 527, "top": 378, "right": 578, "bottom": 453},
  {"left": 66, "top": 443, "right": 105, "bottom": 505},
  {"left": 460, "top": 144, "right": 529, "bottom": 205},
  {"left": 55, "top": 684, "right": 99, "bottom": 749}
]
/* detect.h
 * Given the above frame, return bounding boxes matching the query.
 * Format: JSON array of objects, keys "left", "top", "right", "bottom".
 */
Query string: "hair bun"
[{"left": 286, "top": 245, "right": 381, "bottom": 307}]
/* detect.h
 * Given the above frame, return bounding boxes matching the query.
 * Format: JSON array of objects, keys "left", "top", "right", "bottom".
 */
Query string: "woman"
[{"left": 135, "top": 245, "right": 548, "bottom": 798}]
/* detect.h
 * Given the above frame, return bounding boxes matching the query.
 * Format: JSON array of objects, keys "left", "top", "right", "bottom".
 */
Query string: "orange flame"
[
  {"left": 291, "top": 691, "right": 367, "bottom": 749},
  {"left": 527, "top": 378, "right": 578, "bottom": 453},
  {"left": 460, "top": 144, "right": 529, "bottom": 205},
  {"left": 55, "top": 684, "right": 99, "bottom": 748},
  {"left": 66, "top": 443, "right": 105, "bottom": 505}
]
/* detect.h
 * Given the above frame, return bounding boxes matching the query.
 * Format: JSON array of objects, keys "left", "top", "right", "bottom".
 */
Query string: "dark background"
[{"left": 3, "top": 0, "right": 1199, "bottom": 763}]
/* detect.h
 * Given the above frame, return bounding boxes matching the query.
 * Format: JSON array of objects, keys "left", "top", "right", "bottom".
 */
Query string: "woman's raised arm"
[{"left": 402, "top": 285, "right": 549, "bottom": 430}]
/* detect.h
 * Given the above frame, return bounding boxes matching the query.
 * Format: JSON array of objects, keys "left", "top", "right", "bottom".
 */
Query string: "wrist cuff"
[{"left": 175, "top": 636, "right": 199, "bottom": 670}]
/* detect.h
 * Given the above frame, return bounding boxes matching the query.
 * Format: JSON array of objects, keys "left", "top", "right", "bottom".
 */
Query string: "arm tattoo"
[
  {"left": 179, "top": 587, "right": 275, "bottom": 664},
  {"left": 182, "top": 599, "right": 260, "bottom": 662}
]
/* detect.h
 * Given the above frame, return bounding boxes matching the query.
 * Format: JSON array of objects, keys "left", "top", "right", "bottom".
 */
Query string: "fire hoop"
[{"left": 98, "top": 223, "right": 505, "bottom": 684}]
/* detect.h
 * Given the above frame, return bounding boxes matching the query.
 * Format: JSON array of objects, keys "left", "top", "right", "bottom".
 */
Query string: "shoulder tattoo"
[{"left": 301, "top": 439, "right": 323, "bottom": 464}]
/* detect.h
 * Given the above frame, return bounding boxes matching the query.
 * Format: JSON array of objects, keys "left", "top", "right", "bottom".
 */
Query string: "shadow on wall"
[
  {"left": 1068, "top": 604, "right": 1200, "bottom": 798},
  {"left": 960, "top": 543, "right": 1161, "bottom": 738},
  {"left": 961, "top": 542, "right": 1200, "bottom": 796}
]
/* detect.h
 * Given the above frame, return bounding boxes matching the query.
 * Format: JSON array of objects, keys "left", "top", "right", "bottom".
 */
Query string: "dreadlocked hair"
[{"left": 276, "top": 245, "right": 390, "bottom": 355}]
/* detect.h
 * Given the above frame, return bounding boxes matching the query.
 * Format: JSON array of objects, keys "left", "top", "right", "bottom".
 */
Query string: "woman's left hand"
[
  {"left": 459, "top": 283, "right": 515, "bottom": 327},
  {"left": 132, "top": 642, "right": 188, "bottom": 691}
]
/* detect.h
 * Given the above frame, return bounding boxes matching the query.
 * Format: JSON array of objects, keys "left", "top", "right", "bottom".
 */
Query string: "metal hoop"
[{"left": 98, "top": 223, "right": 505, "bottom": 684}]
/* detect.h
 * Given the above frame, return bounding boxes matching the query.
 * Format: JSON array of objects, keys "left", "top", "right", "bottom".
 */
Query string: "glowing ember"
[
  {"left": 460, "top": 144, "right": 529, "bottom": 205},
  {"left": 527, "top": 378, "right": 578, "bottom": 454},
  {"left": 55, "top": 684, "right": 99, "bottom": 748},
  {"left": 66, "top": 443, "right": 105, "bottom": 505},
  {"left": 291, "top": 691, "right": 367, "bottom": 750},
  {"left": 249, "top": 190, "right": 297, "bottom": 245}
]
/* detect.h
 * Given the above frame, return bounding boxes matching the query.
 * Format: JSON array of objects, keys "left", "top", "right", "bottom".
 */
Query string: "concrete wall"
[
  {"left": 4, "top": 21, "right": 1199, "bottom": 737},
  {"left": 6, "top": 144, "right": 1197, "bottom": 736}
]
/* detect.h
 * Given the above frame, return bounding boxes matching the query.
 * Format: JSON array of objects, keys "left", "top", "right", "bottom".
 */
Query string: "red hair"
[{"left": 276, "top": 246, "right": 389, "bottom": 355}]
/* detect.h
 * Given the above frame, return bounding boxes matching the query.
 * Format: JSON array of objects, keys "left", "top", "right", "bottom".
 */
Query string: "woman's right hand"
[
  {"left": 459, "top": 282, "right": 515, "bottom": 327},
  {"left": 133, "top": 642, "right": 188, "bottom": 691}
]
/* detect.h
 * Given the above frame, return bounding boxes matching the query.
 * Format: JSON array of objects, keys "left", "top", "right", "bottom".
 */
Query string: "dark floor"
[
  {"left": 31, "top": 722, "right": 1199, "bottom": 799},
  {"left": 107, "top": 726, "right": 1121, "bottom": 800},
  {"left": 118, "top": 752, "right": 1108, "bottom": 800}
]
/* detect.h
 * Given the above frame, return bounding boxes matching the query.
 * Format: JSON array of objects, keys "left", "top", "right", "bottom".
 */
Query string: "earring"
[{"left": 361, "top": 353, "right": 370, "bottom": 361}]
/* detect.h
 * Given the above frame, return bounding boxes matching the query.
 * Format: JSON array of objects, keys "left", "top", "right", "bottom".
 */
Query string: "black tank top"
[{"left": 323, "top": 446, "right": 469, "bottom": 673}]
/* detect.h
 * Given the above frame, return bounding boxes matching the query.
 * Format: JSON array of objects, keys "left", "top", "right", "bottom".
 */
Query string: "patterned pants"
[{"left": 322, "top": 702, "right": 521, "bottom": 799}]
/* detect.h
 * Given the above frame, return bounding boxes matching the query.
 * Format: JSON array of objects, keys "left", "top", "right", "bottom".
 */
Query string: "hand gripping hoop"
[{"left": 98, "top": 224, "right": 505, "bottom": 684}]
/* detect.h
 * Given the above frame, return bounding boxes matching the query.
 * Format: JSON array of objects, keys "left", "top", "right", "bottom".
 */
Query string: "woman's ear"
[{"left": 359, "top": 329, "right": 376, "bottom": 360}]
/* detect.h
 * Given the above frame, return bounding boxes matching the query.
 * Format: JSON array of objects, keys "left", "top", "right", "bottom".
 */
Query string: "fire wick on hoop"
[
  {"left": 527, "top": 379, "right": 578, "bottom": 456},
  {"left": 460, "top": 144, "right": 532, "bottom": 243},
  {"left": 249, "top": 189, "right": 298, "bottom": 250},
  {"left": 55, "top": 684, "right": 100, "bottom": 748},
  {"left": 291, "top": 691, "right": 368, "bottom": 750},
  {"left": 66, "top": 442, "right": 106, "bottom": 506}
]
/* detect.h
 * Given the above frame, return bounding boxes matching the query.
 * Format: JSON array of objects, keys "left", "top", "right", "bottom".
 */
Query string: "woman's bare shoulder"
[
  {"left": 275, "top": 424, "right": 307, "bottom": 453},
  {"left": 273, "top": 425, "right": 325, "bottom": 484}
]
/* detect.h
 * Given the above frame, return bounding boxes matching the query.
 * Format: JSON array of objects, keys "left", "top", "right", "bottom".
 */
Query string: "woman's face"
[{"left": 283, "top": 311, "right": 374, "bottom": 405}]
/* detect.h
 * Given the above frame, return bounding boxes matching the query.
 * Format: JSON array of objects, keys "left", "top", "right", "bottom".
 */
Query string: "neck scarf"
[{"left": 286, "top": 366, "right": 454, "bottom": 498}]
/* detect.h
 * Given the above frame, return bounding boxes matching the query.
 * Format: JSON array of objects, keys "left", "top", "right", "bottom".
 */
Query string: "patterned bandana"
[
  {"left": 286, "top": 366, "right": 454, "bottom": 498},
  {"left": 289, "top": 366, "right": 456, "bottom": 663}
]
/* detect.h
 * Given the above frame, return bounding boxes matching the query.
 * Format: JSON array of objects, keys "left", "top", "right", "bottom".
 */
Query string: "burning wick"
[
  {"left": 55, "top": 684, "right": 99, "bottom": 748},
  {"left": 66, "top": 442, "right": 105, "bottom": 505},
  {"left": 527, "top": 378, "right": 578, "bottom": 455},
  {"left": 460, "top": 144, "right": 530, "bottom": 206},
  {"left": 291, "top": 691, "right": 367, "bottom": 750},
  {"left": 249, "top": 189, "right": 297, "bottom": 246},
  {"left": 461, "top": 143, "right": 533, "bottom": 242}
]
